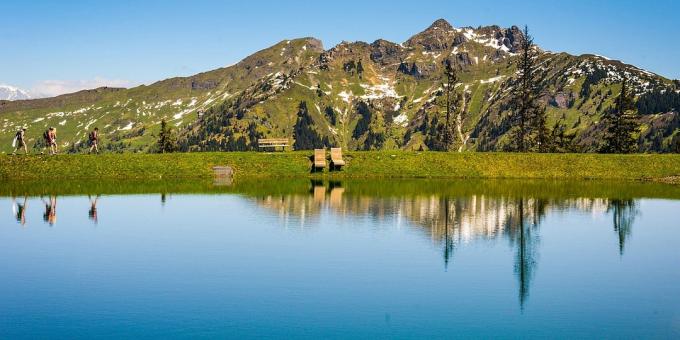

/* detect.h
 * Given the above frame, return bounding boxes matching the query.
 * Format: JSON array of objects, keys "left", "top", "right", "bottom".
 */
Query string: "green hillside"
[{"left": 1, "top": 19, "right": 678, "bottom": 154}]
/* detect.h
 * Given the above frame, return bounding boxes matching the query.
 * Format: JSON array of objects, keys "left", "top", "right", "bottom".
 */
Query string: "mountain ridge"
[{"left": 1, "top": 19, "right": 678, "bottom": 153}]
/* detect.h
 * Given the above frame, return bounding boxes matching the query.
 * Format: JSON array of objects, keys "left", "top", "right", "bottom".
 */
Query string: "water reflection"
[
  {"left": 2, "top": 182, "right": 645, "bottom": 309},
  {"left": 41, "top": 196, "right": 57, "bottom": 226},
  {"left": 11, "top": 196, "right": 28, "bottom": 226},
  {"left": 88, "top": 195, "right": 100, "bottom": 224},
  {"left": 254, "top": 181, "right": 642, "bottom": 308},
  {"left": 8, "top": 195, "right": 106, "bottom": 227},
  {"left": 608, "top": 199, "right": 638, "bottom": 255},
  {"left": 510, "top": 198, "right": 541, "bottom": 310}
]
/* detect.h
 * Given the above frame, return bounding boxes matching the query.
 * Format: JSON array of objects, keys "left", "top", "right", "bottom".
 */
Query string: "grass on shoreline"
[{"left": 1, "top": 151, "right": 679, "bottom": 182}]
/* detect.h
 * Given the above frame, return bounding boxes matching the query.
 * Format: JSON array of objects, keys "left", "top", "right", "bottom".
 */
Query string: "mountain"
[
  {"left": 0, "top": 85, "right": 31, "bottom": 101},
  {"left": 1, "top": 19, "right": 679, "bottom": 154}
]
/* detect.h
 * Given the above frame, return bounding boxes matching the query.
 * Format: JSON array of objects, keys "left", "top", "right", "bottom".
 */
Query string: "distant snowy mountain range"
[{"left": 0, "top": 84, "right": 31, "bottom": 101}]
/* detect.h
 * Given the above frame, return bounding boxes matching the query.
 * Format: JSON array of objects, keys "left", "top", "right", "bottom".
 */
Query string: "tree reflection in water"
[
  {"left": 507, "top": 198, "right": 544, "bottom": 310},
  {"left": 607, "top": 199, "right": 638, "bottom": 255},
  {"left": 251, "top": 182, "right": 641, "bottom": 308},
  {"left": 0, "top": 181, "right": 644, "bottom": 310}
]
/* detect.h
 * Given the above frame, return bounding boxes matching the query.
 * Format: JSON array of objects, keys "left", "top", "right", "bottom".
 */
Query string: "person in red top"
[{"left": 42, "top": 127, "right": 57, "bottom": 155}]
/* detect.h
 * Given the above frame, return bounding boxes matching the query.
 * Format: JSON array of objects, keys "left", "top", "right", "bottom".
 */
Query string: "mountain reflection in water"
[
  {"left": 254, "top": 181, "right": 640, "bottom": 308},
  {"left": 4, "top": 179, "right": 646, "bottom": 310},
  {"left": 3, "top": 178, "right": 677, "bottom": 338}
]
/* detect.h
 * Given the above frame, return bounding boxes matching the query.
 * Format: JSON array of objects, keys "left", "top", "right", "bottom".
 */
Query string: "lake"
[{"left": 1, "top": 179, "right": 679, "bottom": 338}]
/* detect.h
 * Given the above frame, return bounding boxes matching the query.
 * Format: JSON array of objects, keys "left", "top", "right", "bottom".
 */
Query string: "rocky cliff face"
[{"left": 1, "top": 19, "right": 678, "bottom": 153}]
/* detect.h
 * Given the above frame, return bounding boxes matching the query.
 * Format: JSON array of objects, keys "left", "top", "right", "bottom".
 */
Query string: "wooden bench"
[
  {"left": 258, "top": 138, "right": 292, "bottom": 151},
  {"left": 313, "top": 149, "right": 326, "bottom": 171},
  {"left": 330, "top": 148, "right": 345, "bottom": 170}
]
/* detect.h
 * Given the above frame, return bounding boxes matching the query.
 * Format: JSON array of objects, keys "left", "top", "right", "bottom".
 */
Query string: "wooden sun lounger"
[
  {"left": 330, "top": 148, "right": 345, "bottom": 170},
  {"left": 313, "top": 149, "right": 326, "bottom": 171}
]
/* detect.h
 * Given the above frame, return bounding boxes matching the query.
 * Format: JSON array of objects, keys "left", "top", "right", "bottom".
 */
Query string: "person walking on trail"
[
  {"left": 42, "top": 127, "right": 56, "bottom": 155},
  {"left": 48, "top": 127, "right": 58, "bottom": 155},
  {"left": 88, "top": 127, "right": 99, "bottom": 154},
  {"left": 12, "top": 128, "right": 28, "bottom": 155}
]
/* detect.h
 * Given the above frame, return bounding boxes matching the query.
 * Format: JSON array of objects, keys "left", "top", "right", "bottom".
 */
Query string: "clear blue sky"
[{"left": 2, "top": 0, "right": 679, "bottom": 96}]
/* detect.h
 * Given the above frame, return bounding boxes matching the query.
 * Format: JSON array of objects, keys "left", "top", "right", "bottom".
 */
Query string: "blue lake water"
[{"left": 1, "top": 180, "right": 679, "bottom": 338}]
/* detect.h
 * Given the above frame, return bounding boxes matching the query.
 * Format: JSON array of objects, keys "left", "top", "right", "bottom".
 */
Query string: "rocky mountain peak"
[
  {"left": 428, "top": 18, "right": 454, "bottom": 31},
  {"left": 404, "top": 18, "right": 456, "bottom": 51},
  {"left": 298, "top": 37, "right": 325, "bottom": 52}
]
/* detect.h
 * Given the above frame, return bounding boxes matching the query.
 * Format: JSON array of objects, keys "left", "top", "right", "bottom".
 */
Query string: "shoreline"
[
  {"left": 1, "top": 151, "right": 679, "bottom": 183},
  {"left": 3, "top": 177, "right": 680, "bottom": 199}
]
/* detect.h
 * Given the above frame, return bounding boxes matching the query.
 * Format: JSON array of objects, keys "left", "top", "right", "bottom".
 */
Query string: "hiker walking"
[
  {"left": 42, "top": 127, "right": 57, "bottom": 155},
  {"left": 88, "top": 127, "right": 99, "bottom": 154},
  {"left": 49, "top": 127, "right": 58, "bottom": 154},
  {"left": 12, "top": 128, "right": 28, "bottom": 155}
]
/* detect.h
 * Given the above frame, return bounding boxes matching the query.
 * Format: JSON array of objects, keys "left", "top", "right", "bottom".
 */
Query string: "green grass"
[
  {"left": 1, "top": 151, "right": 680, "bottom": 182},
  {"left": 3, "top": 177, "right": 680, "bottom": 199}
]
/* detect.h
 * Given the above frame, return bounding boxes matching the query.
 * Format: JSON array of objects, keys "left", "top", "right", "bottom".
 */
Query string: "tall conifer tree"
[
  {"left": 510, "top": 26, "right": 544, "bottom": 152},
  {"left": 601, "top": 76, "right": 640, "bottom": 153}
]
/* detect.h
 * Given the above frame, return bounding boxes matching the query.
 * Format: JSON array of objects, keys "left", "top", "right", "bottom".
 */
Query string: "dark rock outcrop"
[
  {"left": 370, "top": 39, "right": 404, "bottom": 65},
  {"left": 404, "top": 19, "right": 456, "bottom": 51}
]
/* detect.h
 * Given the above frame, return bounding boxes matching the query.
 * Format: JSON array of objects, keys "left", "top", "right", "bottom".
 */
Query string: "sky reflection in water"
[{"left": 1, "top": 180, "right": 679, "bottom": 338}]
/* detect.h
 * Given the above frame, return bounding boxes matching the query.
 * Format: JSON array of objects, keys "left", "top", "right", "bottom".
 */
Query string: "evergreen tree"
[
  {"left": 246, "top": 121, "right": 263, "bottom": 150},
  {"left": 424, "top": 114, "right": 450, "bottom": 151},
  {"left": 357, "top": 60, "right": 364, "bottom": 79},
  {"left": 324, "top": 106, "right": 337, "bottom": 125},
  {"left": 293, "top": 101, "right": 324, "bottom": 150},
  {"left": 673, "top": 134, "right": 680, "bottom": 153},
  {"left": 442, "top": 60, "right": 458, "bottom": 150},
  {"left": 549, "top": 119, "right": 576, "bottom": 153},
  {"left": 422, "top": 60, "right": 462, "bottom": 151},
  {"left": 364, "top": 112, "right": 386, "bottom": 150},
  {"left": 534, "top": 107, "right": 551, "bottom": 153},
  {"left": 353, "top": 102, "right": 372, "bottom": 139},
  {"left": 636, "top": 88, "right": 680, "bottom": 115},
  {"left": 580, "top": 68, "right": 607, "bottom": 99},
  {"left": 600, "top": 76, "right": 640, "bottom": 153},
  {"left": 398, "top": 61, "right": 410, "bottom": 75},
  {"left": 509, "top": 26, "right": 544, "bottom": 152},
  {"left": 410, "top": 63, "right": 421, "bottom": 78},
  {"left": 156, "top": 119, "right": 177, "bottom": 153},
  {"left": 343, "top": 60, "right": 356, "bottom": 75}
]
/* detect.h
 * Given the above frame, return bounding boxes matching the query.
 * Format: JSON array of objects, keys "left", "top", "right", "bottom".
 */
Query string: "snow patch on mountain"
[
  {"left": 359, "top": 77, "right": 399, "bottom": 101},
  {"left": 461, "top": 28, "right": 513, "bottom": 54},
  {"left": 338, "top": 90, "right": 353, "bottom": 104},
  {"left": 118, "top": 122, "right": 134, "bottom": 131},
  {"left": 393, "top": 112, "right": 409, "bottom": 127},
  {"left": 480, "top": 76, "right": 505, "bottom": 84}
]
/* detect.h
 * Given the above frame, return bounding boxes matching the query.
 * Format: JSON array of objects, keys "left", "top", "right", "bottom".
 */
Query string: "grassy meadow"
[{"left": 1, "top": 151, "right": 679, "bottom": 182}]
